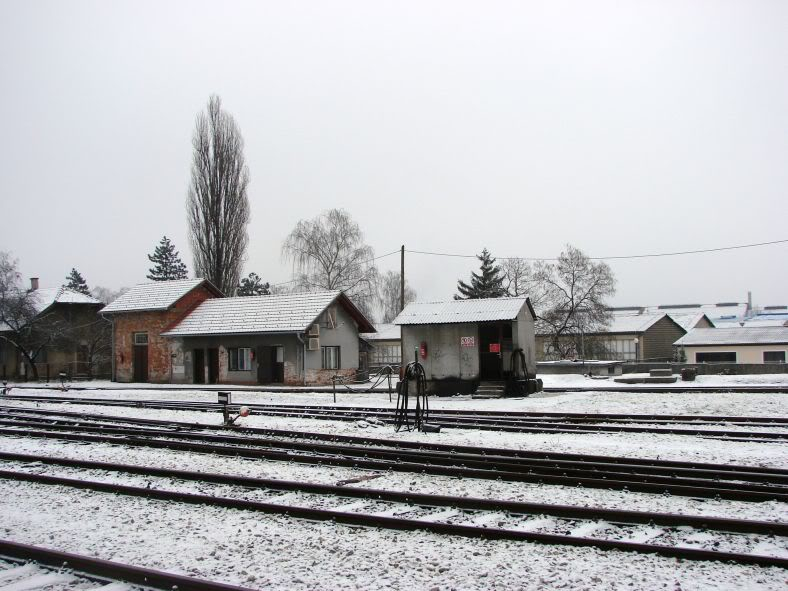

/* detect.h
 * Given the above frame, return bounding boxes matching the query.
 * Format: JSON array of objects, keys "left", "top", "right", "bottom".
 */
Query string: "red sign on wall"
[{"left": 489, "top": 343, "right": 501, "bottom": 353}]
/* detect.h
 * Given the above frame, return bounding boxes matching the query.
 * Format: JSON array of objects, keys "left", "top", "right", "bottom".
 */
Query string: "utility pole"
[{"left": 400, "top": 245, "right": 405, "bottom": 312}]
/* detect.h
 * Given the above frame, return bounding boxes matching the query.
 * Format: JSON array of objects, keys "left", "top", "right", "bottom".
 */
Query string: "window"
[
  {"left": 133, "top": 333, "right": 148, "bottom": 345},
  {"left": 228, "top": 347, "right": 252, "bottom": 371},
  {"left": 696, "top": 351, "right": 736, "bottom": 363},
  {"left": 322, "top": 346, "right": 340, "bottom": 370},
  {"left": 764, "top": 351, "right": 786, "bottom": 363},
  {"left": 370, "top": 344, "right": 401, "bottom": 366}
]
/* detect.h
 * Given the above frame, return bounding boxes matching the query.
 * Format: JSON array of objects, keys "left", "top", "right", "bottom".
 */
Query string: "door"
[
  {"left": 478, "top": 323, "right": 503, "bottom": 380},
  {"left": 207, "top": 348, "right": 219, "bottom": 384},
  {"left": 273, "top": 346, "right": 284, "bottom": 383},
  {"left": 132, "top": 344, "right": 148, "bottom": 382},
  {"left": 193, "top": 349, "right": 205, "bottom": 384},
  {"left": 257, "top": 346, "right": 273, "bottom": 384}
]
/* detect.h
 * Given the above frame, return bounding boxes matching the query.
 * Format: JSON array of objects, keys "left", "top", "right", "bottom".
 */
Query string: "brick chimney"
[{"left": 30, "top": 277, "right": 39, "bottom": 291}]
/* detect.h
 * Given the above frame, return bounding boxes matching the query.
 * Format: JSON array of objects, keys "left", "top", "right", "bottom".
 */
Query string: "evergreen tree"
[
  {"left": 147, "top": 236, "right": 188, "bottom": 281},
  {"left": 64, "top": 268, "right": 91, "bottom": 295},
  {"left": 236, "top": 272, "right": 270, "bottom": 296},
  {"left": 455, "top": 248, "right": 507, "bottom": 299}
]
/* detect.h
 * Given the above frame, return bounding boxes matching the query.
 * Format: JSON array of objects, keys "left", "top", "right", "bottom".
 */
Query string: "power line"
[
  {"left": 406, "top": 238, "right": 788, "bottom": 262},
  {"left": 269, "top": 248, "right": 401, "bottom": 288}
]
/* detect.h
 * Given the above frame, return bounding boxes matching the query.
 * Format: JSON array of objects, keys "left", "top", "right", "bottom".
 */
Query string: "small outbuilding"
[
  {"left": 674, "top": 327, "right": 788, "bottom": 364},
  {"left": 393, "top": 297, "right": 540, "bottom": 395}
]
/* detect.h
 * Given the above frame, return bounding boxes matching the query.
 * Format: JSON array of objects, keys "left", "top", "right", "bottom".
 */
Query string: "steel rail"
[
  {"left": 5, "top": 383, "right": 788, "bottom": 394},
  {"left": 0, "top": 540, "right": 254, "bottom": 591},
  {"left": 0, "top": 425, "right": 785, "bottom": 502},
  {"left": 6, "top": 393, "right": 788, "bottom": 424},
  {"left": 4, "top": 396, "right": 787, "bottom": 439},
  {"left": 3, "top": 405, "right": 787, "bottom": 477},
  {"left": 2, "top": 414, "right": 787, "bottom": 487},
  {"left": 0, "top": 469, "right": 785, "bottom": 569},
  {"left": 1, "top": 450, "right": 785, "bottom": 536}
]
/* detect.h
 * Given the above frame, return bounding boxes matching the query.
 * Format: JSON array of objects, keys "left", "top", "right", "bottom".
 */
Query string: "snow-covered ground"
[{"left": 0, "top": 383, "right": 787, "bottom": 590}]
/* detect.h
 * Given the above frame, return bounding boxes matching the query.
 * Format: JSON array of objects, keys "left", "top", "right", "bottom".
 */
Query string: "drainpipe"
[{"left": 295, "top": 332, "right": 306, "bottom": 385}]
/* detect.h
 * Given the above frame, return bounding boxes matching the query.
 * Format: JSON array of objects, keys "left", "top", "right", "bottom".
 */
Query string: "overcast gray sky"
[{"left": 1, "top": 0, "right": 786, "bottom": 309}]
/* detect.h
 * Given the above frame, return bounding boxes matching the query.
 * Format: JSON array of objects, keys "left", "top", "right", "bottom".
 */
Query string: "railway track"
[
  {"left": 1, "top": 454, "right": 786, "bottom": 568},
  {"left": 4, "top": 395, "right": 788, "bottom": 440},
  {"left": 0, "top": 540, "right": 253, "bottom": 591},
  {"left": 1, "top": 408, "right": 787, "bottom": 502}
]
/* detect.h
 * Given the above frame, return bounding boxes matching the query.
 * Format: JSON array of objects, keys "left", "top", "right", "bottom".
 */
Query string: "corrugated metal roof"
[
  {"left": 162, "top": 291, "right": 342, "bottom": 336},
  {"left": 667, "top": 312, "right": 714, "bottom": 331},
  {"left": 674, "top": 327, "right": 788, "bottom": 346},
  {"left": 361, "top": 323, "right": 401, "bottom": 341},
  {"left": 393, "top": 297, "right": 530, "bottom": 325},
  {"left": 101, "top": 279, "right": 213, "bottom": 314},
  {"left": 32, "top": 287, "right": 102, "bottom": 314}
]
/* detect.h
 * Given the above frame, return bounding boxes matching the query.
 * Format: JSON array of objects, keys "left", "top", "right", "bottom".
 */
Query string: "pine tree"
[
  {"left": 236, "top": 272, "right": 270, "bottom": 296},
  {"left": 147, "top": 236, "right": 188, "bottom": 281},
  {"left": 64, "top": 268, "right": 90, "bottom": 295},
  {"left": 455, "top": 248, "right": 507, "bottom": 299}
]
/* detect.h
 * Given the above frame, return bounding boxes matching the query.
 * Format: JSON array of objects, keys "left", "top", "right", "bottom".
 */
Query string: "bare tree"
[
  {"left": 378, "top": 271, "right": 416, "bottom": 323},
  {"left": 500, "top": 257, "right": 550, "bottom": 308},
  {"left": 91, "top": 286, "right": 128, "bottom": 305},
  {"left": 0, "top": 252, "right": 66, "bottom": 379},
  {"left": 534, "top": 245, "right": 616, "bottom": 359},
  {"left": 187, "top": 95, "right": 250, "bottom": 295},
  {"left": 282, "top": 209, "right": 378, "bottom": 317}
]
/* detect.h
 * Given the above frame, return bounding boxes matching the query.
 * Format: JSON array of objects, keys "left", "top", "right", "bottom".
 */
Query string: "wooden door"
[
  {"left": 132, "top": 345, "right": 148, "bottom": 382},
  {"left": 257, "top": 346, "right": 273, "bottom": 384},
  {"left": 273, "top": 346, "right": 284, "bottom": 383},
  {"left": 193, "top": 349, "right": 205, "bottom": 384},
  {"left": 478, "top": 323, "right": 502, "bottom": 380},
  {"left": 208, "top": 348, "right": 219, "bottom": 384}
]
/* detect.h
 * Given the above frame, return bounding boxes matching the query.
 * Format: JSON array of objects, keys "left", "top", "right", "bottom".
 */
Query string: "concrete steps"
[{"left": 473, "top": 381, "right": 506, "bottom": 399}]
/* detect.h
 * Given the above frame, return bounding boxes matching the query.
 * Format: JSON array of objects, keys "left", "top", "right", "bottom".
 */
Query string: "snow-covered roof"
[
  {"left": 31, "top": 287, "right": 102, "bottom": 314},
  {"left": 674, "top": 327, "right": 788, "bottom": 346},
  {"left": 394, "top": 297, "right": 533, "bottom": 325},
  {"left": 605, "top": 312, "right": 668, "bottom": 334},
  {"left": 361, "top": 323, "right": 401, "bottom": 341},
  {"left": 162, "top": 290, "right": 375, "bottom": 336},
  {"left": 739, "top": 318, "right": 788, "bottom": 328},
  {"left": 610, "top": 303, "right": 748, "bottom": 324},
  {"left": 101, "top": 279, "right": 219, "bottom": 314},
  {"left": 665, "top": 312, "right": 714, "bottom": 331}
]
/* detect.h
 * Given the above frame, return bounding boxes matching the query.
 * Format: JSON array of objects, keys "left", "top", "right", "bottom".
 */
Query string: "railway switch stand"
[{"left": 219, "top": 391, "right": 251, "bottom": 426}]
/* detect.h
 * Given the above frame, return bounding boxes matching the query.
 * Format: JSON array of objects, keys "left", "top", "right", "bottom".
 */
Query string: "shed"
[{"left": 393, "top": 297, "right": 539, "bottom": 395}]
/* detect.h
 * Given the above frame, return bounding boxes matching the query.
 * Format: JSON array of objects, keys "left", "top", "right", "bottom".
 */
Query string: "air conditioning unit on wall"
[
  {"left": 308, "top": 337, "right": 320, "bottom": 351},
  {"left": 309, "top": 323, "right": 320, "bottom": 336}
]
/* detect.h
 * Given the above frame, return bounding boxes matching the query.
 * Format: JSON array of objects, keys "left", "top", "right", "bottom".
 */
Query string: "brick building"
[
  {"left": 102, "top": 280, "right": 375, "bottom": 386},
  {"left": 101, "top": 279, "right": 223, "bottom": 382}
]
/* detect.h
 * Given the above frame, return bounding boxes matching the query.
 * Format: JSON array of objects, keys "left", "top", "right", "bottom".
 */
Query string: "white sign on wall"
[{"left": 460, "top": 336, "right": 476, "bottom": 347}]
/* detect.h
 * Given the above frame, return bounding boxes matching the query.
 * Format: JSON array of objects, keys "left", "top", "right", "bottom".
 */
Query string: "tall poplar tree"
[
  {"left": 147, "top": 236, "right": 188, "bottom": 281},
  {"left": 455, "top": 249, "right": 507, "bottom": 299},
  {"left": 186, "top": 95, "right": 250, "bottom": 295}
]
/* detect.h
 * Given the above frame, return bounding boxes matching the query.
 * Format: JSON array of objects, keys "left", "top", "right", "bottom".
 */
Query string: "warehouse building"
[
  {"left": 393, "top": 297, "right": 539, "bottom": 395},
  {"left": 674, "top": 327, "right": 788, "bottom": 364}
]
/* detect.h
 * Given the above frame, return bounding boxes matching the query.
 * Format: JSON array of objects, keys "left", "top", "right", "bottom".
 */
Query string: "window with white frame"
[
  {"left": 228, "top": 347, "right": 252, "bottom": 371},
  {"left": 370, "top": 344, "right": 401, "bottom": 365},
  {"left": 321, "top": 346, "right": 340, "bottom": 370},
  {"left": 133, "top": 332, "right": 148, "bottom": 345}
]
